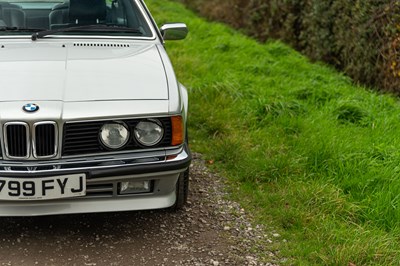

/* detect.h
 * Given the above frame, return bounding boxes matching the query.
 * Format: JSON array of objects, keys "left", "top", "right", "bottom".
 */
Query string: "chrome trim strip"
[
  {"left": 0, "top": 148, "right": 177, "bottom": 166},
  {"left": 60, "top": 144, "right": 182, "bottom": 159},
  {"left": 32, "top": 121, "right": 58, "bottom": 159},
  {"left": 4, "top": 122, "right": 30, "bottom": 159},
  {"left": 1, "top": 150, "right": 166, "bottom": 167},
  {"left": 0, "top": 147, "right": 187, "bottom": 175}
]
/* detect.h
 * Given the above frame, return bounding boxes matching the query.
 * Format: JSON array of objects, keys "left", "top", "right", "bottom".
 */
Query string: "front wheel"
[{"left": 172, "top": 168, "right": 190, "bottom": 210}]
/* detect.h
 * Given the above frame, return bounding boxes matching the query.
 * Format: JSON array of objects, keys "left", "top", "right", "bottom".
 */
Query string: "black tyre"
[{"left": 172, "top": 168, "right": 190, "bottom": 210}]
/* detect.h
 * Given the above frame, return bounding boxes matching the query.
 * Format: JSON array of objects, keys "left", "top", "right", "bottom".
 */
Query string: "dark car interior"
[
  {"left": 0, "top": 2, "right": 27, "bottom": 27},
  {"left": 0, "top": 0, "right": 151, "bottom": 35}
]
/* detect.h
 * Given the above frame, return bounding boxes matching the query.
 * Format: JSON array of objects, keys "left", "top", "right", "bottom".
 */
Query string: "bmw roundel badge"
[{"left": 23, "top": 103, "right": 39, "bottom": 113}]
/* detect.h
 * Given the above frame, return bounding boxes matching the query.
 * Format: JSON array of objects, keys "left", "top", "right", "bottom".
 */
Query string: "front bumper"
[{"left": 0, "top": 144, "right": 191, "bottom": 216}]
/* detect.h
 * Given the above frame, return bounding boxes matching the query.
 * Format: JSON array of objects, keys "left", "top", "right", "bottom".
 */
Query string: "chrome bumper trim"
[{"left": 0, "top": 147, "right": 188, "bottom": 175}]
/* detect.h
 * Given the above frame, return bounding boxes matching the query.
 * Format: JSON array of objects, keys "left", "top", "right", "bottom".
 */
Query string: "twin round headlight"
[
  {"left": 99, "top": 120, "right": 164, "bottom": 150},
  {"left": 133, "top": 120, "right": 164, "bottom": 147}
]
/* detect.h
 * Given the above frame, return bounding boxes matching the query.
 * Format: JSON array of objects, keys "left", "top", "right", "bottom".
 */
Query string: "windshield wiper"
[
  {"left": 31, "top": 24, "right": 143, "bottom": 41},
  {"left": 0, "top": 27, "right": 46, "bottom": 32}
]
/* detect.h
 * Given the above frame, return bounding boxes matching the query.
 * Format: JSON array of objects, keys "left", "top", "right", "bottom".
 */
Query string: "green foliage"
[
  {"left": 335, "top": 103, "right": 369, "bottom": 125},
  {"left": 147, "top": 0, "right": 400, "bottom": 264},
  {"left": 256, "top": 99, "right": 306, "bottom": 119},
  {"left": 180, "top": 0, "right": 400, "bottom": 94}
]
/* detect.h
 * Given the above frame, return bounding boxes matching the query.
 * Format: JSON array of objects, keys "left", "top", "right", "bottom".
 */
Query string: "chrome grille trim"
[
  {"left": 4, "top": 122, "right": 30, "bottom": 159},
  {"left": 32, "top": 122, "right": 58, "bottom": 159}
]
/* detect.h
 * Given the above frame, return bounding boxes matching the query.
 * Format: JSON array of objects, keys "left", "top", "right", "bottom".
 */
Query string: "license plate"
[{"left": 0, "top": 174, "right": 86, "bottom": 201}]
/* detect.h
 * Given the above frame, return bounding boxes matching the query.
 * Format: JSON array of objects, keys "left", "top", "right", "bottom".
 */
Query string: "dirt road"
[{"left": 0, "top": 154, "right": 281, "bottom": 265}]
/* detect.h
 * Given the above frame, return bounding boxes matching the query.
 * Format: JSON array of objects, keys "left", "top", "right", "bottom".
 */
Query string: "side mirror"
[{"left": 160, "top": 23, "right": 188, "bottom": 40}]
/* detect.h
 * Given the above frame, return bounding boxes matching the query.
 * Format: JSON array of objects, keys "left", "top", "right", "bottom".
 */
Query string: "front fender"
[{"left": 179, "top": 83, "right": 189, "bottom": 119}]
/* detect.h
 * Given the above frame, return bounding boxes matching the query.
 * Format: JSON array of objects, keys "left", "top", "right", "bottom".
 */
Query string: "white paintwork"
[
  {"left": 0, "top": 191, "right": 176, "bottom": 216},
  {"left": 0, "top": 170, "right": 180, "bottom": 216},
  {"left": 0, "top": 0, "right": 190, "bottom": 216},
  {"left": 0, "top": 42, "right": 168, "bottom": 102}
]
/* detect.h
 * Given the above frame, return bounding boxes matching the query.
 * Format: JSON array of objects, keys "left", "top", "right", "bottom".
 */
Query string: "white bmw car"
[{"left": 0, "top": 0, "right": 191, "bottom": 216}]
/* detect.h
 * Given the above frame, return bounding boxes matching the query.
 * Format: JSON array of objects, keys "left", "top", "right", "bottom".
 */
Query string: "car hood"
[{"left": 0, "top": 41, "right": 168, "bottom": 102}]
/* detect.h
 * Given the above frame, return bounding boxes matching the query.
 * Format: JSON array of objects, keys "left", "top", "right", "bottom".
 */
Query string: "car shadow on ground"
[{"left": 0, "top": 209, "right": 178, "bottom": 238}]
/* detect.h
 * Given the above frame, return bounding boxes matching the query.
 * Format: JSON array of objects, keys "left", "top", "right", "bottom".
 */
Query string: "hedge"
[{"left": 180, "top": 0, "right": 400, "bottom": 93}]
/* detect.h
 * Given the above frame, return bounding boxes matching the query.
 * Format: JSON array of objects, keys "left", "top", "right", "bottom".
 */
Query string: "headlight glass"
[
  {"left": 99, "top": 123, "right": 130, "bottom": 149},
  {"left": 134, "top": 119, "right": 164, "bottom": 146}
]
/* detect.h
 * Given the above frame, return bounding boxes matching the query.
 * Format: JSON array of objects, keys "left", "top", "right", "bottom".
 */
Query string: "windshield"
[{"left": 0, "top": 0, "right": 153, "bottom": 37}]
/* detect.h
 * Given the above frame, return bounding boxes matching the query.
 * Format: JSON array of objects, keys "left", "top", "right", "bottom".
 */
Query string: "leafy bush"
[{"left": 180, "top": 0, "right": 400, "bottom": 93}]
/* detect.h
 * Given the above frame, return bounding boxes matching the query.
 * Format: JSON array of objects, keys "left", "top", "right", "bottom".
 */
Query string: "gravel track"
[{"left": 0, "top": 153, "right": 282, "bottom": 265}]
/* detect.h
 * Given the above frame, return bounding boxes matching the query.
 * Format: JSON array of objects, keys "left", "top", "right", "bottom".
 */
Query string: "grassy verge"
[{"left": 147, "top": 0, "right": 400, "bottom": 264}]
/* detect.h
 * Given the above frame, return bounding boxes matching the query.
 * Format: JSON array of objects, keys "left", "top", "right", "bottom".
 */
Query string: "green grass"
[{"left": 147, "top": 0, "right": 400, "bottom": 264}]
